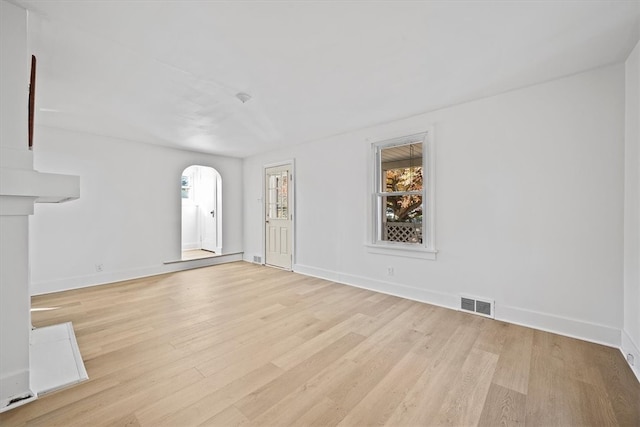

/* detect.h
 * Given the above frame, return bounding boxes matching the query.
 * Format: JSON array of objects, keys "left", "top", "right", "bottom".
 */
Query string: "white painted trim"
[
  {"left": 164, "top": 251, "right": 240, "bottom": 264},
  {"left": 249, "top": 256, "right": 262, "bottom": 264},
  {"left": 0, "top": 370, "right": 36, "bottom": 413},
  {"left": 292, "top": 263, "right": 621, "bottom": 349},
  {"left": 179, "top": 165, "right": 223, "bottom": 263},
  {"left": 621, "top": 329, "right": 640, "bottom": 382},
  {"left": 293, "top": 263, "right": 458, "bottom": 311},
  {"left": 496, "top": 304, "right": 620, "bottom": 348},
  {"left": 365, "top": 243, "right": 437, "bottom": 260},
  {"left": 262, "top": 159, "right": 296, "bottom": 270},
  {"left": 31, "top": 253, "right": 244, "bottom": 295},
  {"left": 366, "top": 127, "right": 437, "bottom": 256},
  {"left": 215, "top": 169, "right": 223, "bottom": 255},
  {"left": 426, "top": 126, "right": 437, "bottom": 251}
]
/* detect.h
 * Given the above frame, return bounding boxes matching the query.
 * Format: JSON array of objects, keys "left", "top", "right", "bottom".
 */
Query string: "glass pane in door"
[{"left": 267, "top": 171, "right": 288, "bottom": 220}]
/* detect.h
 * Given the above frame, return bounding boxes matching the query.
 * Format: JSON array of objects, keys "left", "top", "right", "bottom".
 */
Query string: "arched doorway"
[{"left": 181, "top": 165, "right": 222, "bottom": 260}]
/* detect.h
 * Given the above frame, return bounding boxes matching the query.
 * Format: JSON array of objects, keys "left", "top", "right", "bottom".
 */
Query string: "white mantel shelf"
[{"left": 0, "top": 147, "right": 79, "bottom": 215}]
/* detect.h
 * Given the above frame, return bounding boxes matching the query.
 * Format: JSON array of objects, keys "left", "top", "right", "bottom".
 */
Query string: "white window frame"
[{"left": 367, "top": 129, "right": 437, "bottom": 260}]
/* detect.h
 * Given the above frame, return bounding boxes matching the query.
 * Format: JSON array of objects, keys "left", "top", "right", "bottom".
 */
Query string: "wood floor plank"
[
  {"left": 194, "top": 332, "right": 306, "bottom": 378},
  {"left": 433, "top": 347, "right": 499, "bottom": 426},
  {"left": 291, "top": 397, "right": 340, "bottom": 427},
  {"left": 385, "top": 321, "right": 490, "bottom": 426},
  {"left": 111, "top": 412, "right": 142, "bottom": 427},
  {"left": 591, "top": 342, "right": 640, "bottom": 426},
  {"left": 132, "top": 335, "right": 302, "bottom": 425},
  {"left": 323, "top": 328, "right": 426, "bottom": 425},
  {"left": 198, "top": 405, "right": 250, "bottom": 427},
  {"left": 136, "top": 363, "right": 283, "bottom": 426},
  {"left": 183, "top": 309, "right": 318, "bottom": 370},
  {"left": 28, "top": 367, "right": 203, "bottom": 427},
  {"left": 0, "top": 261, "right": 637, "bottom": 426},
  {"left": 472, "top": 317, "right": 509, "bottom": 355},
  {"left": 234, "top": 332, "right": 366, "bottom": 420},
  {"left": 250, "top": 356, "right": 359, "bottom": 426},
  {"left": 477, "top": 383, "right": 526, "bottom": 426},
  {"left": 336, "top": 348, "right": 431, "bottom": 426},
  {"left": 272, "top": 313, "right": 369, "bottom": 370},
  {"left": 524, "top": 330, "right": 624, "bottom": 426},
  {"left": 256, "top": 324, "right": 425, "bottom": 426},
  {"left": 0, "top": 376, "right": 120, "bottom": 426},
  {"left": 491, "top": 322, "right": 534, "bottom": 394}
]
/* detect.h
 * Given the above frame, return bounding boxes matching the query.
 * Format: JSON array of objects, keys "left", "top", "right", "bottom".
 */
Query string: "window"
[
  {"left": 370, "top": 131, "right": 436, "bottom": 259},
  {"left": 267, "top": 171, "right": 288, "bottom": 220},
  {"left": 181, "top": 175, "right": 192, "bottom": 199}
]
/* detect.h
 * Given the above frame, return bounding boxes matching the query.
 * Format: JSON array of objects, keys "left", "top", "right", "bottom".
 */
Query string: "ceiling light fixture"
[{"left": 235, "top": 92, "right": 252, "bottom": 104}]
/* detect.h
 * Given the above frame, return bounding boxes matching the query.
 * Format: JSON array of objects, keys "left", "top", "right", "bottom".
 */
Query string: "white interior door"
[
  {"left": 199, "top": 168, "right": 217, "bottom": 253},
  {"left": 265, "top": 165, "right": 292, "bottom": 269}
]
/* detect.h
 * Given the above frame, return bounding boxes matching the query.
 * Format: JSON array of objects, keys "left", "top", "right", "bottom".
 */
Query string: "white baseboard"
[
  {"left": 181, "top": 243, "right": 200, "bottom": 251},
  {"left": 0, "top": 370, "right": 36, "bottom": 413},
  {"left": 621, "top": 329, "right": 640, "bottom": 382},
  {"left": 496, "top": 304, "right": 620, "bottom": 348},
  {"left": 31, "top": 252, "right": 244, "bottom": 295},
  {"left": 294, "top": 264, "right": 459, "bottom": 312},
  {"left": 292, "top": 263, "right": 621, "bottom": 349}
]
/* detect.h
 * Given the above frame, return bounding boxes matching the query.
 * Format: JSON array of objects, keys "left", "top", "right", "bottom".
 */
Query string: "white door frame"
[
  {"left": 199, "top": 167, "right": 217, "bottom": 253},
  {"left": 181, "top": 165, "right": 222, "bottom": 255},
  {"left": 262, "top": 159, "right": 295, "bottom": 270}
]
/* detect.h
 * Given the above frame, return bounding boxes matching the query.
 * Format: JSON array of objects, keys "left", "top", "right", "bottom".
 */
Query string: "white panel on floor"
[{"left": 30, "top": 322, "right": 88, "bottom": 395}]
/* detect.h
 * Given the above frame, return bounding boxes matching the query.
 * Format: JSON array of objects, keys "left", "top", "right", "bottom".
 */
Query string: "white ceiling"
[{"left": 15, "top": 0, "right": 640, "bottom": 158}]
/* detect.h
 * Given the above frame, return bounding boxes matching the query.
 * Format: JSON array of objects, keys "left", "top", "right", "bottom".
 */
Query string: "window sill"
[{"left": 365, "top": 243, "right": 437, "bottom": 260}]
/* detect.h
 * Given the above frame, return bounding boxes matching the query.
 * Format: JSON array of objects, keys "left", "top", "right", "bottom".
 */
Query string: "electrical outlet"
[
  {"left": 628, "top": 353, "right": 635, "bottom": 366},
  {"left": 387, "top": 267, "right": 394, "bottom": 276},
  {"left": 95, "top": 264, "right": 104, "bottom": 272}
]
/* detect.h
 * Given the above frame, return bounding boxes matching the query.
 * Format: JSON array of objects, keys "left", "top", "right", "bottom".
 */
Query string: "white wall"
[
  {"left": 244, "top": 64, "right": 626, "bottom": 346},
  {"left": 181, "top": 207, "right": 199, "bottom": 250},
  {"left": 623, "top": 41, "right": 640, "bottom": 379},
  {"left": 29, "top": 126, "right": 243, "bottom": 295}
]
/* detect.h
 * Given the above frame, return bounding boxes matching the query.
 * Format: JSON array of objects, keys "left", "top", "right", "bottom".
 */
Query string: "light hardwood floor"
[
  {"left": 1, "top": 262, "right": 638, "bottom": 426},
  {"left": 182, "top": 249, "right": 217, "bottom": 261}
]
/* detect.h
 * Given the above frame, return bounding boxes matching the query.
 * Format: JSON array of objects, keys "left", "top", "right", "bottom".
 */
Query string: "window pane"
[
  {"left": 379, "top": 194, "right": 423, "bottom": 243},
  {"left": 380, "top": 142, "right": 422, "bottom": 192},
  {"left": 384, "top": 167, "right": 422, "bottom": 192},
  {"left": 181, "top": 175, "right": 191, "bottom": 199},
  {"left": 278, "top": 171, "right": 288, "bottom": 219},
  {"left": 268, "top": 174, "right": 277, "bottom": 219},
  {"left": 267, "top": 171, "right": 288, "bottom": 220}
]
